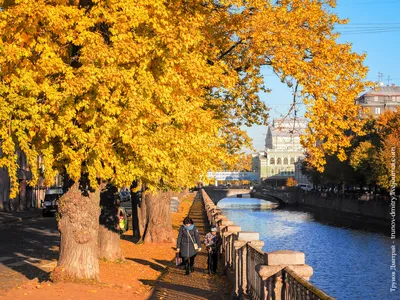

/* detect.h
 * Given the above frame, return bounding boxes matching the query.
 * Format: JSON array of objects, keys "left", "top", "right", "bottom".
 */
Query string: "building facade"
[
  {"left": 0, "top": 148, "right": 60, "bottom": 211},
  {"left": 356, "top": 84, "right": 400, "bottom": 117},
  {"left": 252, "top": 117, "right": 309, "bottom": 185}
]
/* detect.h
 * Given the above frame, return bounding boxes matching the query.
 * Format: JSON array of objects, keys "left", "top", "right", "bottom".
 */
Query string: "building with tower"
[{"left": 252, "top": 117, "right": 310, "bottom": 186}]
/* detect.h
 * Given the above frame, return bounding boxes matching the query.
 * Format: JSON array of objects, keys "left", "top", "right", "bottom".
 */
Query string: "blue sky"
[{"left": 246, "top": 0, "right": 400, "bottom": 152}]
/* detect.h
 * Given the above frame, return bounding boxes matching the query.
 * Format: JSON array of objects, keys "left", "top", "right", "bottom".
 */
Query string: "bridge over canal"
[{"left": 203, "top": 187, "right": 286, "bottom": 207}]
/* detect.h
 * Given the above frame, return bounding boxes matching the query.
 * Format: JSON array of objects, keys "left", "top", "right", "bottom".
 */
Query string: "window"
[
  {"left": 290, "top": 157, "right": 295, "bottom": 164},
  {"left": 375, "top": 107, "right": 381, "bottom": 115},
  {"left": 277, "top": 157, "right": 282, "bottom": 165},
  {"left": 270, "top": 158, "right": 275, "bottom": 165},
  {"left": 374, "top": 96, "right": 379, "bottom": 102},
  {"left": 283, "top": 157, "right": 288, "bottom": 165}
]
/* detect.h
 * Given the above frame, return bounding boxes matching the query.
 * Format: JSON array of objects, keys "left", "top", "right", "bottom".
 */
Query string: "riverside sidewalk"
[
  {"left": 0, "top": 209, "right": 42, "bottom": 225},
  {"left": 148, "top": 196, "right": 232, "bottom": 300}
]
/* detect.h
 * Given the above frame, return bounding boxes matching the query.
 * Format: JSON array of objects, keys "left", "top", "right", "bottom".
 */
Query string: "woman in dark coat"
[{"left": 176, "top": 217, "right": 201, "bottom": 275}]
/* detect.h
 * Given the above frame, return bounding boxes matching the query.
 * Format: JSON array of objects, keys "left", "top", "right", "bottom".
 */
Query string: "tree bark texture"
[
  {"left": 137, "top": 192, "right": 147, "bottom": 240},
  {"left": 140, "top": 190, "right": 178, "bottom": 243},
  {"left": 98, "top": 184, "right": 122, "bottom": 261},
  {"left": 52, "top": 179, "right": 101, "bottom": 281}
]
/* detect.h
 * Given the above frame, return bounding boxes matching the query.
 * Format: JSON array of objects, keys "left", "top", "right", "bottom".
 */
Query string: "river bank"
[
  {"left": 217, "top": 197, "right": 398, "bottom": 300},
  {"left": 251, "top": 189, "right": 398, "bottom": 233}
]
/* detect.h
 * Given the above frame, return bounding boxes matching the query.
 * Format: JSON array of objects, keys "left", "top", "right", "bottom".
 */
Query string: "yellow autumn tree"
[
  {"left": 350, "top": 109, "right": 400, "bottom": 189},
  {"left": 286, "top": 177, "right": 297, "bottom": 187},
  {"left": 0, "top": 0, "right": 369, "bottom": 281}
]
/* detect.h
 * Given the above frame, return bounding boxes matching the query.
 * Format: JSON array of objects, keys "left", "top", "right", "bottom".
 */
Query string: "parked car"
[
  {"left": 42, "top": 187, "right": 63, "bottom": 216},
  {"left": 119, "top": 189, "right": 131, "bottom": 202},
  {"left": 296, "top": 183, "right": 313, "bottom": 191},
  {"left": 118, "top": 207, "right": 130, "bottom": 233}
]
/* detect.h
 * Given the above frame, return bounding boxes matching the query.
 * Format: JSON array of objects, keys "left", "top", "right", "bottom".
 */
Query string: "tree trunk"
[
  {"left": 98, "top": 224, "right": 122, "bottom": 260},
  {"left": 19, "top": 179, "right": 27, "bottom": 211},
  {"left": 140, "top": 191, "right": 175, "bottom": 243},
  {"left": 131, "top": 181, "right": 142, "bottom": 239},
  {"left": 98, "top": 184, "right": 122, "bottom": 261},
  {"left": 138, "top": 193, "right": 147, "bottom": 238},
  {"left": 51, "top": 179, "right": 101, "bottom": 282}
]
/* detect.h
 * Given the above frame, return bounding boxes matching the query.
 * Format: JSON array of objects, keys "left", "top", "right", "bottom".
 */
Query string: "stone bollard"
[
  {"left": 206, "top": 205, "right": 216, "bottom": 223},
  {"left": 234, "top": 239, "right": 247, "bottom": 297},
  {"left": 223, "top": 225, "right": 241, "bottom": 268},
  {"left": 249, "top": 239, "right": 264, "bottom": 250},
  {"left": 216, "top": 214, "right": 229, "bottom": 229},
  {"left": 257, "top": 250, "right": 313, "bottom": 300},
  {"left": 233, "top": 232, "right": 260, "bottom": 298}
]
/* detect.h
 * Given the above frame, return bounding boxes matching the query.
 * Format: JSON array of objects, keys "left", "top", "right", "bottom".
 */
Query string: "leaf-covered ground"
[{"left": 0, "top": 193, "right": 227, "bottom": 300}]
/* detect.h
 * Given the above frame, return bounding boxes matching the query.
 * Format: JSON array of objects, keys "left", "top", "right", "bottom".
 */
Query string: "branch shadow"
[
  {"left": 126, "top": 258, "right": 166, "bottom": 272},
  {"left": 144, "top": 279, "right": 226, "bottom": 299},
  {"left": 120, "top": 232, "right": 141, "bottom": 243},
  {"left": 0, "top": 218, "right": 59, "bottom": 288}
]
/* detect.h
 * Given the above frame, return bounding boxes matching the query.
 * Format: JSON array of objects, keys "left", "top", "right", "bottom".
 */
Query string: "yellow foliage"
[
  {"left": 0, "top": 0, "right": 368, "bottom": 196},
  {"left": 286, "top": 177, "right": 297, "bottom": 187}
]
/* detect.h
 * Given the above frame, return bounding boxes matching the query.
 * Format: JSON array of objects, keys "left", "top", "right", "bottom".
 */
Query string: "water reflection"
[{"left": 217, "top": 197, "right": 399, "bottom": 300}]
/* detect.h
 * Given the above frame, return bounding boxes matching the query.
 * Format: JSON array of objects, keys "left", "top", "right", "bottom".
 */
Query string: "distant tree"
[
  {"left": 228, "top": 154, "right": 253, "bottom": 172},
  {"left": 350, "top": 108, "right": 400, "bottom": 189},
  {"left": 286, "top": 177, "right": 297, "bottom": 187}
]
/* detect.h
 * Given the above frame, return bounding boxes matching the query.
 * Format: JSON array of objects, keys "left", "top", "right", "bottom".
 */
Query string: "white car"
[{"left": 296, "top": 184, "right": 313, "bottom": 191}]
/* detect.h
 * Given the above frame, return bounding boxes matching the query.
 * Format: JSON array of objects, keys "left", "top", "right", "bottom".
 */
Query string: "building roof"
[
  {"left": 359, "top": 85, "right": 400, "bottom": 97},
  {"left": 268, "top": 117, "right": 307, "bottom": 136}
]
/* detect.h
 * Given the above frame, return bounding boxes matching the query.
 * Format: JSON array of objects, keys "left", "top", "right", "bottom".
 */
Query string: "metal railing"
[
  {"left": 247, "top": 243, "right": 264, "bottom": 300},
  {"left": 200, "top": 189, "right": 335, "bottom": 300},
  {"left": 282, "top": 267, "right": 334, "bottom": 300}
]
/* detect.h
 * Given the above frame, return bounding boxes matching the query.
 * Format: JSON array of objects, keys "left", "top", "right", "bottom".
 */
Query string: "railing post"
[
  {"left": 211, "top": 208, "right": 223, "bottom": 226},
  {"left": 249, "top": 239, "right": 264, "bottom": 251},
  {"left": 216, "top": 214, "right": 229, "bottom": 230},
  {"left": 222, "top": 225, "right": 241, "bottom": 267},
  {"left": 233, "top": 240, "right": 246, "bottom": 298},
  {"left": 236, "top": 232, "right": 260, "bottom": 297},
  {"left": 258, "top": 250, "right": 313, "bottom": 300}
]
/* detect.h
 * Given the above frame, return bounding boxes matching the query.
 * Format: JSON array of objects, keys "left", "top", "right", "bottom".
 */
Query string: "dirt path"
[{"left": 148, "top": 195, "right": 232, "bottom": 300}]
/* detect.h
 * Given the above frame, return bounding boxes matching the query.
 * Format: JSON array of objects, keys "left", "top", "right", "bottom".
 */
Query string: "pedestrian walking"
[
  {"left": 176, "top": 217, "right": 201, "bottom": 275},
  {"left": 204, "top": 226, "right": 222, "bottom": 274}
]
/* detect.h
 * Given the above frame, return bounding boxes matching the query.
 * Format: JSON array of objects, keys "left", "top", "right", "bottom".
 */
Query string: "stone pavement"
[
  {"left": 0, "top": 209, "right": 42, "bottom": 225},
  {"left": 0, "top": 216, "right": 59, "bottom": 291},
  {"left": 149, "top": 196, "right": 232, "bottom": 300}
]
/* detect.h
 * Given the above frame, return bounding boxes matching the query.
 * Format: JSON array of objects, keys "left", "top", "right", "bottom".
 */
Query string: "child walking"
[{"left": 203, "top": 227, "right": 222, "bottom": 274}]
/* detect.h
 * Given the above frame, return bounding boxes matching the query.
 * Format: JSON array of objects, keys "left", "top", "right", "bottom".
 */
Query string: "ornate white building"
[{"left": 252, "top": 118, "right": 310, "bottom": 185}]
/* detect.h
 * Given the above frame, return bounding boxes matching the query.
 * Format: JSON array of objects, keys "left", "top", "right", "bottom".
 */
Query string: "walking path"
[{"left": 149, "top": 196, "right": 232, "bottom": 300}]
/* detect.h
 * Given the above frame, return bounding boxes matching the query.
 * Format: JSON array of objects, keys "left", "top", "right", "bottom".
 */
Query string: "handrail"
[
  {"left": 200, "top": 188, "right": 335, "bottom": 300},
  {"left": 247, "top": 242, "right": 264, "bottom": 256},
  {"left": 247, "top": 243, "right": 264, "bottom": 300},
  {"left": 283, "top": 267, "right": 335, "bottom": 300}
]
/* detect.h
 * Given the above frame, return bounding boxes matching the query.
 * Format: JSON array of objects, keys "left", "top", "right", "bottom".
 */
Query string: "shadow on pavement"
[
  {"left": 0, "top": 217, "right": 59, "bottom": 286},
  {"left": 126, "top": 258, "right": 166, "bottom": 272},
  {"left": 144, "top": 280, "right": 222, "bottom": 300}
]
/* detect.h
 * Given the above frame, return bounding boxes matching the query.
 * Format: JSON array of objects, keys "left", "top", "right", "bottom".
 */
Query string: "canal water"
[{"left": 217, "top": 197, "right": 399, "bottom": 300}]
